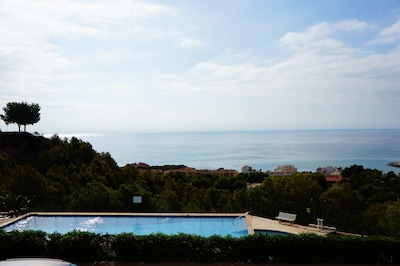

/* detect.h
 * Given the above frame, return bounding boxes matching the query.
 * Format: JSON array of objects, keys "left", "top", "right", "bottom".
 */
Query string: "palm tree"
[{"left": 0, "top": 193, "right": 32, "bottom": 216}]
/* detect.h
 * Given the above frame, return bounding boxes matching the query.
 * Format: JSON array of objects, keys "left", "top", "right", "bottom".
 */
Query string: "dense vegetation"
[
  {"left": 1, "top": 132, "right": 400, "bottom": 237},
  {"left": 0, "top": 230, "right": 399, "bottom": 264}
]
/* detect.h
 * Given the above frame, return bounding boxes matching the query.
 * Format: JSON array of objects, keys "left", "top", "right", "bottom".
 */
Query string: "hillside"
[
  {"left": 1, "top": 132, "right": 400, "bottom": 237},
  {"left": 0, "top": 132, "right": 50, "bottom": 167}
]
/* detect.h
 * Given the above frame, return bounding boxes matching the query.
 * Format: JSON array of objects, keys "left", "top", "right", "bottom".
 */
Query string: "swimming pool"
[
  {"left": 254, "top": 229, "right": 291, "bottom": 236},
  {"left": 1, "top": 215, "right": 248, "bottom": 237}
]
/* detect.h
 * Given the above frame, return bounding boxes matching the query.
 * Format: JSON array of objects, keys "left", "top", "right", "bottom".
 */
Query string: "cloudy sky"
[{"left": 1, "top": 0, "right": 400, "bottom": 134}]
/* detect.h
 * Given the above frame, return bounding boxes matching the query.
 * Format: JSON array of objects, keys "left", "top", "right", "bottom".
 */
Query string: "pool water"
[
  {"left": 254, "top": 229, "right": 290, "bottom": 236},
  {"left": 2, "top": 215, "right": 248, "bottom": 237}
]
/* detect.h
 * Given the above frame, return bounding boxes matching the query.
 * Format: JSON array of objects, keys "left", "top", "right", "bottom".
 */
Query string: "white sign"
[{"left": 133, "top": 196, "right": 142, "bottom": 204}]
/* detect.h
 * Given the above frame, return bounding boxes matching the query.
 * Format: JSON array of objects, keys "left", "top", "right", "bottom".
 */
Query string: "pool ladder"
[{"left": 235, "top": 211, "right": 249, "bottom": 219}]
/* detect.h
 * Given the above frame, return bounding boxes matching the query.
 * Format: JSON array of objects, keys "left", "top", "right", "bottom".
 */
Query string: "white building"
[
  {"left": 316, "top": 166, "right": 342, "bottom": 176},
  {"left": 273, "top": 164, "right": 297, "bottom": 176},
  {"left": 241, "top": 165, "right": 253, "bottom": 174}
]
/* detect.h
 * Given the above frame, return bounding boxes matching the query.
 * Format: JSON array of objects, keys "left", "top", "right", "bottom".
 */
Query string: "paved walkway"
[
  {"left": 247, "top": 214, "right": 329, "bottom": 235},
  {"left": 0, "top": 216, "right": 15, "bottom": 227}
]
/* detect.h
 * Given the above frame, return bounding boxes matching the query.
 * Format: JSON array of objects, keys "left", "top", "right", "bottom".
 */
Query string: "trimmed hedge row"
[{"left": 0, "top": 230, "right": 399, "bottom": 264}]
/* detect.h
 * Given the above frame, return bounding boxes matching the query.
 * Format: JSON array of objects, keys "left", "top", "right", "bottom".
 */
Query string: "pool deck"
[
  {"left": 246, "top": 214, "right": 329, "bottom": 235},
  {"left": 0, "top": 212, "right": 331, "bottom": 236}
]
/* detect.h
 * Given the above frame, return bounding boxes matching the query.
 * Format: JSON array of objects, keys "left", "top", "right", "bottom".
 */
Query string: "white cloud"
[
  {"left": 0, "top": 0, "right": 182, "bottom": 101},
  {"left": 160, "top": 19, "right": 400, "bottom": 109},
  {"left": 65, "top": 1, "right": 169, "bottom": 24},
  {"left": 0, "top": 44, "right": 74, "bottom": 97},
  {"left": 334, "top": 19, "right": 371, "bottom": 32},
  {"left": 369, "top": 20, "right": 400, "bottom": 44},
  {"left": 278, "top": 22, "right": 333, "bottom": 50},
  {"left": 179, "top": 37, "right": 202, "bottom": 47},
  {"left": 277, "top": 20, "right": 373, "bottom": 55},
  {"left": 1, "top": 1, "right": 400, "bottom": 132}
]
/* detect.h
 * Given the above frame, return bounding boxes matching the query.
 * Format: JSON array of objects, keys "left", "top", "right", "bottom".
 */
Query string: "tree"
[
  {"left": 320, "top": 183, "right": 365, "bottom": 232},
  {"left": 1, "top": 102, "right": 41, "bottom": 132}
]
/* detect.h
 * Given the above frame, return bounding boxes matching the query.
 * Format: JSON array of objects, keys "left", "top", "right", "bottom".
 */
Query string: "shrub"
[
  {"left": 0, "top": 230, "right": 48, "bottom": 259},
  {"left": 0, "top": 230, "right": 399, "bottom": 264},
  {"left": 48, "top": 230, "right": 108, "bottom": 263}
]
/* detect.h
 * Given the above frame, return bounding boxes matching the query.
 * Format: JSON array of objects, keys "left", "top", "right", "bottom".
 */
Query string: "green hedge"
[
  {"left": 47, "top": 231, "right": 111, "bottom": 262},
  {"left": 0, "top": 230, "right": 48, "bottom": 258},
  {"left": 0, "top": 230, "right": 399, "bottom": 264}
]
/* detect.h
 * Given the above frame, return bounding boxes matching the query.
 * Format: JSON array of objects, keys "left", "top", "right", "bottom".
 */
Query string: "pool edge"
[
  {"left": 245, "top": 214, "right": 254, "bottom": 235},
  {"left": 1, "top": 211, "right": 249, "bottom": 229}
]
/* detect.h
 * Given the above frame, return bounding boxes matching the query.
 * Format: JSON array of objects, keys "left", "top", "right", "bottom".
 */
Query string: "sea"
[{"left": 48, "top": 129, "right": 400, "bottom": 174}]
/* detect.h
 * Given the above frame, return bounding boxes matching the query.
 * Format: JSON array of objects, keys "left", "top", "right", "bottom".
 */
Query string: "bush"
[
  {"left": 0, "top": 229, "right": 399, "bottom": 264},
  {"left": 0, "top": 230, "right": 48, "bottom": 259},
  {"left": 48, "top": 230, "right": 108, "bottom": 263}
]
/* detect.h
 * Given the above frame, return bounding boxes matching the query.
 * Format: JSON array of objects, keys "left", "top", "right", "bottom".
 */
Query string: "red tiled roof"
[{"left": 326, "top": 176, "right": 342, "bottom": 182}]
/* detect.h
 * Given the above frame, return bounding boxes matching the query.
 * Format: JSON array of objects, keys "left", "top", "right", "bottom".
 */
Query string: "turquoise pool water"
[
  {"left": 254, "top": 229, "right": 290, "bottom": 236},
  {"left": 2, "top": 215, "right": 248, "bottom": 237}
]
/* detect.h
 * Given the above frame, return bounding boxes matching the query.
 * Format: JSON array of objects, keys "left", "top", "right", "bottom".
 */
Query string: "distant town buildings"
[
  {"left": 241, "top": 165, "right": 253, "bottom": 174},
  {"left": 168, "top": 167, "right": 238, "bottom": 178},
  {"left": 316, "top": 166, "right": 339, "bottom": 176},
  {"left": 129, "top": 162, "right": 343, "bottom": 186},
  {"left": 272, "top": 164, "right": 297, "bottom": 176},
  {"left": 131, "top": 162, "right": 150, "bottom": 168},
  {"left": 316, "top": 166, "right": 343, "bottom": 187},
  {"left": 242, "top": 164, "right": 344, "bottom": 189},
  {"left": 128, "top": 163, "right": 238, "bottom": 178}
]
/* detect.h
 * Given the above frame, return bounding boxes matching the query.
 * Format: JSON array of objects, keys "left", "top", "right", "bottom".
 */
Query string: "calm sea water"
[{"left": 53, "top": 129, "right": 400, "bottom": 173}]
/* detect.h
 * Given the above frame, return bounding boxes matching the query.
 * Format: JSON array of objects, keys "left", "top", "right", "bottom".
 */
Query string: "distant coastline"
[
  {"left": 69, "top": 129, "right": 400, "bottom": 174},
  {"left": 388, "top": 162, "right": 400, "bottom": 168}
]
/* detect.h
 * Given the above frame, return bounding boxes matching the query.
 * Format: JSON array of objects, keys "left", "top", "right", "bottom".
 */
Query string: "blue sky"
[{"left": 1, "top": 0, "right": 400, "bottom": 134}]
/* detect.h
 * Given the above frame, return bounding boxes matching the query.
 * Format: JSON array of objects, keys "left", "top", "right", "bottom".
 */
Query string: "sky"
[{"left": 1, "top": 0, "right": 400, "bottom": 134}]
